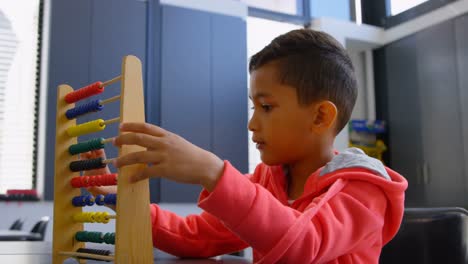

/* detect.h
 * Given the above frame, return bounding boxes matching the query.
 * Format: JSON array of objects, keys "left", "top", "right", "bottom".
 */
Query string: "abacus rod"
[
  {"left": 107, "top": 215, "right": 116, "bottom": 219},
  {"left": 101, "top": 75, "right": 122, "bottom": 87},
  {"left": 59, "top": 251, "right": 114, "bottom": 261},
  {"left": 100, "top": 95, "right": 121, "bottom": 105},
  {"left": 103, "top": 158, "right": 116, "bottom": 164},
  {"left": 102, "top": 117, "right": 120, "bottom": 125},
  {"left": 101, "top": 137, "right": 114, "bottom": 144}
]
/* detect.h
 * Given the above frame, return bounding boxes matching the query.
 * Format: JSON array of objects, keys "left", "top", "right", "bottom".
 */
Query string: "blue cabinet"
[
  {"left": 45, "top": 1, "right": 248, "bottom": 203},
  {"left": 156, "top": 5, "right": 248, "bottom": 202}
]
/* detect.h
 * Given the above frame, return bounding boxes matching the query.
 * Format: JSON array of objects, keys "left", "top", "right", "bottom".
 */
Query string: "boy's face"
[{"left": 248, "top": 63, "right": 318, "bottom": 165}]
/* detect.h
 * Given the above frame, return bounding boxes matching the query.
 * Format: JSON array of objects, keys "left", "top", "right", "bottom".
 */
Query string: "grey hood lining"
[{"left": 320, "top": 148, "right": 391, "bottom": 180}]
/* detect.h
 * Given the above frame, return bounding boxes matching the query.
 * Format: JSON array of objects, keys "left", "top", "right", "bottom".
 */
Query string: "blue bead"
[
  {"left": 85, "top": 195, "right": 95, "bottom": 206},
  {"left": 104, "top": 194, "right": 111, "bottom": 204},
  {"left": 95, "top": 194, "right": 105, "bottom": 206},
  {"left": 65, "top": 100, "right": 103, "bottom": 119},
  {"left": 72, "top": 196, "right": 85, "bottom": 207},
  {"left": 106, "top": 194, "right": 117, "bottom": 205}
]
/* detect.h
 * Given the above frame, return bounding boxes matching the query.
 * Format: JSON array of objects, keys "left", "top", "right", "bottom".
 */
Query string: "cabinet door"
[
  {"left": 416, "top": 20, "right": 465, "bottom": 206},
  {"left": 159, "top": 6, "right": 248, "bottom": 202},
  {"left": 385, "top": 36, "right": 427, "bottom": 206},
  {"left": 86, "top": 0, "right": 147, "bottom": 162},
  {"left": 455, "top": 15, "right": 468, "bottom": 207},
  {"left": 45, "top": 0, "right": 93, "bottom": 199},
  {"left": 160, "top": 6, "right": 211, "bottom": 202},
  {"left": 211, "top": 14, "right": 248, "bottom": 173}
]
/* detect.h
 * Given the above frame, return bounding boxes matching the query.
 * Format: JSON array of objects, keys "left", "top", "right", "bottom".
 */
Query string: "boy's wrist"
[{"left": 200, "top": 153, "right": 224, "bottom": 192}]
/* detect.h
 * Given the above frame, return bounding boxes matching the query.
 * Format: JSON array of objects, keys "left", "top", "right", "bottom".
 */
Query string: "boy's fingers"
[
  {"left": 80, "top": 151, "right": 91, "bottom": 159},
  {"left": 120, "top": 122, "right": 167, "bottom": 137},
  {"left": 80, "top": 150, "right": 106, "bottom": 159},
  {"left": 113, "top": 133, "right": 163, "bottom": 149},
  {"left": 114, "top": 151, "right": 163, "bottom": 167},
  {"left": 95, "top": 149, "right": 106, "bottom": 157}
]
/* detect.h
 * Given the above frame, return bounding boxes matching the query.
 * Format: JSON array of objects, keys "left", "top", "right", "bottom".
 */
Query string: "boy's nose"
[{"left": 248, "top": 115, "right": 258, "bottom": 132}]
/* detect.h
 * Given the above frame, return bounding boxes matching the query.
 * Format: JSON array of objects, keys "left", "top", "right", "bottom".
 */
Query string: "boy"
[{"left": 87, "top": 29, "right": 407, "bottom": 263}]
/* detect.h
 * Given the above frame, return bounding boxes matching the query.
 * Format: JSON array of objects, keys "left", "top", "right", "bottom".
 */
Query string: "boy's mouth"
[{"left": 253, "top": 138, "right": 265, "bottom": 150}]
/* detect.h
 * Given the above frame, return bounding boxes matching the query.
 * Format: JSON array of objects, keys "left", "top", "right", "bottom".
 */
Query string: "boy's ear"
[{"left": 311, "top": 100, "right": 338, "bottom": 133}]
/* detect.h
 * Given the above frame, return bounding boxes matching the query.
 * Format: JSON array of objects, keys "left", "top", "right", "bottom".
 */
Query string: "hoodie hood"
[{"left": 312, "top": 148, "right": 408, "bottom": 245}]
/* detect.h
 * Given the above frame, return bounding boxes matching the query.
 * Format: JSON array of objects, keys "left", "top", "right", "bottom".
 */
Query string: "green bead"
[
  {"left": 69, "top": 138, "right": 105, "bottom": 155},
  {"left": 75, "top": 231, "right": 86, "bottom": 241},
  {"left": 103, "top": 233, "right": 111, "bottom": 244}
]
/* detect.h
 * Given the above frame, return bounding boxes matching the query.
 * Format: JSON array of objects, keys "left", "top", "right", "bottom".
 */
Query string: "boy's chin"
[{"left": 260, "top": 155, "right": 283, "bottom": 166}]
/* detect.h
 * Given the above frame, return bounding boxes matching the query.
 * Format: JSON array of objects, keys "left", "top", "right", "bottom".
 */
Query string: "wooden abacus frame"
[{"left": 52, "top": 55, "right": 154, "bottom": 263}]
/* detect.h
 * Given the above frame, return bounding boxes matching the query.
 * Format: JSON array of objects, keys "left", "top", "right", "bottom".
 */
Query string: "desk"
[
  {"left": 0, "top": 230, "right": 41, "bottom": 241},
  {"left": 0, "top": 241, "right": 252, "bottom": 263}
]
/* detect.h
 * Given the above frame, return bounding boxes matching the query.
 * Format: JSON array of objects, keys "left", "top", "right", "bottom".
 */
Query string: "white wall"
[{"left": 349, "top": 51, "right": 367, "bottom": 120}]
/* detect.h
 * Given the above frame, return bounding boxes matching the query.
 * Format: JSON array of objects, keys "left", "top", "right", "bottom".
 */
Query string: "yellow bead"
[
  {"left": 89, "top": 212, "right": 96, "bottom": 223},
  {"left": 66, "top": 119, "right": 106, "bottom": 137},
  {"left": 102, "top": 212, "right": 109, "bottom": 224}
]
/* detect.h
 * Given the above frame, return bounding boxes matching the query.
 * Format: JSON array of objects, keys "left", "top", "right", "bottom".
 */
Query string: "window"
[
  {"left": 389, "top": 0, "right": 428, "bottom": 15},
  {"left": 240, "top": 0, "right": 302, "bottom": 15},
  {"left": 246, "top": 17, "right": 301, "bottom": 172},
  {"left": 0, "top": 1, "right": 41, "bottom": 193}
]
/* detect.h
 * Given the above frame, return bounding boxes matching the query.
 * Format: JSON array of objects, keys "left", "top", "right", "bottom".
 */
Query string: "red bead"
[
  {"left": 89, "top": 176, "right": 96, "bottom": 186},
  {"left": 71, "top": 177, "right": 81, "bottom": 188},
  {"left": 95, "top": 175, "right": 103, "bottom": 186},
  {"left": 64, "top": 82, "right": 104, "bottom": 104},
  {"left": 81, "top": 176, "right": 90, "bottom": 187}
]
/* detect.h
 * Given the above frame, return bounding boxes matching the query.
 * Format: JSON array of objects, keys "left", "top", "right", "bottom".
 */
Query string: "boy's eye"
[
  {"left": 250, "top": 104, "right": 273, "bottom": 112},
  {"left": 261, "top": 104, "right": 272, "bottom": 112}
]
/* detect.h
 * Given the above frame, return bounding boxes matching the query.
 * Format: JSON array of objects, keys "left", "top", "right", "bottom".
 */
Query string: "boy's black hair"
[{"left": 249, "top": 29, "right": 357, "bottom": 134}]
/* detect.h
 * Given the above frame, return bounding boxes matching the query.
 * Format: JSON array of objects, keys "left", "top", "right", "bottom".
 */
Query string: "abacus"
[{"left": 52, "top": 55, "right": 154, "bottom": 263}]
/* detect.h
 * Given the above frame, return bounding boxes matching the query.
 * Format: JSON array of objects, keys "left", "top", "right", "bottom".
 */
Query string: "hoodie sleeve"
[
  {"left": 150, "top": 196, "right": 248, "bottom": 258},
  {"left": 198, "top": 161, "right": 390, "bottom": 263}
]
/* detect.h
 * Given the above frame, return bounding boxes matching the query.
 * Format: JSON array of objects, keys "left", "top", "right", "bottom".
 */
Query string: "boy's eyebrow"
[{"left": 248, "top": 92, "right": 273, "bottom": 100}]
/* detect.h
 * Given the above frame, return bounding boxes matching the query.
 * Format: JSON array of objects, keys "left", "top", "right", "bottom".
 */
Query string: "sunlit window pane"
[
  {"left": 0, "top": 1, "right": 40, "bottom": 193},
  {"left": 390, "top": 0, "right": 428, "bottom": 15},
  {"left": 239, "top": 0, "right": 300, "bottom": 15}
]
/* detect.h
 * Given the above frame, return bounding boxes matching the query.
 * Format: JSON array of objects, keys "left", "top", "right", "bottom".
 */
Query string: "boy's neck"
[{"left": 287, "top": 148, "right": 334, "bottom": 200}]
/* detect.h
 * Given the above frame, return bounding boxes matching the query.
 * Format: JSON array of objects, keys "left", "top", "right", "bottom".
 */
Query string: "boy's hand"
[
  {"left": 113, "top": 122, "right": 225, "bottom": 192},
  {"left": 81, "top": 149, "right": 117, "bottom": 197}
]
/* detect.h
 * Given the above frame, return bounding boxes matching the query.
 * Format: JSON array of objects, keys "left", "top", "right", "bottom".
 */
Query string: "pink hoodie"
[{"left": 150, "top": 148, "right": 408, "bottom": 263}]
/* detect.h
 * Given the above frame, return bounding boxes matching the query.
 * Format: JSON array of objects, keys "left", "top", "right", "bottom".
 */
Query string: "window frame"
[
  {"left": 246, "top": 0, "right": 311, "bottom": 27},
  {"left": 361, "top": 0, "right": 457, "bottom": 28}
]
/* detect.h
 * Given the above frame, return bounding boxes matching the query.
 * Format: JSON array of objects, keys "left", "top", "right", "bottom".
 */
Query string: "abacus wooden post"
[
  {"left": 52, "top": 84, "right": 86, "bottom": 264},
  {"left": 115, "top": 55, "right": 153, "bottom": 263}
]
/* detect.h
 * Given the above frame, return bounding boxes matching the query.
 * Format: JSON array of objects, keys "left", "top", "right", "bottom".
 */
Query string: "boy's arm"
[
  {"left": 199, "top": 161, "right": 394, "bottom": 263},
  {"left": 150, "top": 204, "right": 248, "bottom": 258}
]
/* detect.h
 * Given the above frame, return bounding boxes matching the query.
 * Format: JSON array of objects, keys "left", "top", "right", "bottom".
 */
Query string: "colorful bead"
[
  {"left": 75, "top": 231, "right": 114, "bottom": 244},
  {"left": 105, "top": 194, "right": 117, "bottom": 205},
  {"left": 72, "top": 196, "right": 86, "bottom": 207},
  {"left": 76, "top": 248, "right": 111, "bottom": 257},
  {"left": 72, "top": 212, "right": 111, "bottom": 224},
  {"left": 65, "top": 82, "right": 104, "bottom": 104},
  {"left": 67, "top": 119, "right": 106, "bottom": 137},
  {"left": 69, "top": 158, "right": 106, "bottom": 172},
  {"left": 84, "top": 195, "right": 95, "bottom": 206},
  {"left": 65, "top": 100, "right": 103, "bottom": 119},
  {"left": 95, "top": 194, "right": 105, "bottom": 205},
  {"left": 68, "top": 138, "right": 105, "bottom": 155},
  {"left": 69, "top": 174, "right": 117, "bottom": 188}
]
